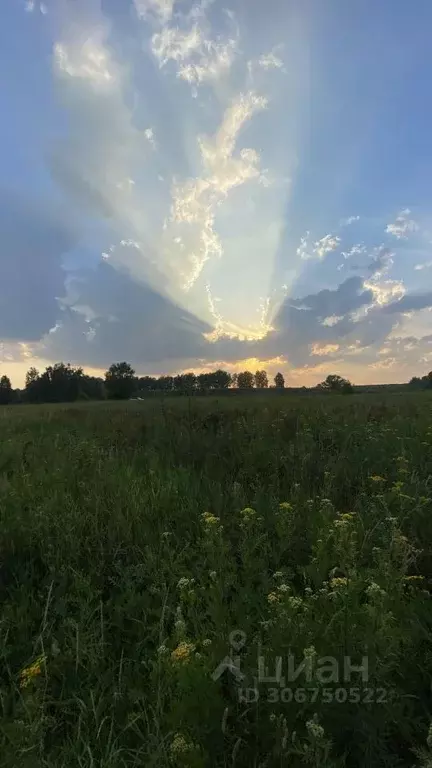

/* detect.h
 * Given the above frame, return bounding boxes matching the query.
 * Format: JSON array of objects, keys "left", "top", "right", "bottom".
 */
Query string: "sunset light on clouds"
[{"left": 1, "top": 0, "right": 432, "bottom": 386}]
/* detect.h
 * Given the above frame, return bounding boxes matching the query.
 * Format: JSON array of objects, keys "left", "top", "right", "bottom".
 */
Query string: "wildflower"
[
  {"left": 171, "top": 641, "right": 195, "bottom": 664},
  {"left": 306, "top": 717, "right": 325, "bottom": 740},
  {"left": 366, "top": 582, "right": 387, "bottom": 600},
  {"left": 161, "top": 531, "right": 171, "bottom": 539},
  {"left": 370, "top": 475, "right": 385, "bottom": 483},
  {"left": 201, "top": 512, "right": 220, "bottom": 526},
  {"left": 330, "top": 577, "right": 348, "bottom": 590},
  {"left": 334, "top": 519, "right": 349, "bottom": 528},
  {"left": 279, "top": 502, "right": 293, "bottom": 511},
  {"left": 277, "top": 583, "right": 290, "bottom": 593},
  {"left": 240, "top": 507, "right": 256, "bottom": 517},
  {"left": 170, "top": 733, "right": 194, "bottom": 757},
  {"left": 303, "top": 645, "right": 317, "bottom": 662},
  {"left": 267, "top": 591, "right": 281, "bottom": 605},
  {"left": 288, "top": 596, "right": 303, "bottom": 609},
  {"left": 404, "top": 575, "right": 425, "bottom": 584},
  {"left": 157, "top": 644, "right": 169, "bottom": 656},
  {"left": 177, "top": 577, "right": 193, "bottom": 590},
  {"left": 209, "top": 570, "right": 217, "bottom": 581},
  {"left": 202, "top": 638, "right": 212, "bottom": 647},
  {"left": 19, "top": 654, "right": 46, "bottom": 689},
  {"left": 174, "top": 618, "right": 187, "bottom": 638},
  {"left": 340, "top": 512, "right": 354, "bottom": 521}
]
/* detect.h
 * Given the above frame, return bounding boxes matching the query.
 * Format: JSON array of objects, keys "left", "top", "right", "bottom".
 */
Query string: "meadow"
[{"left": 1, "top": 392, "right": 432, "bottom": 767}]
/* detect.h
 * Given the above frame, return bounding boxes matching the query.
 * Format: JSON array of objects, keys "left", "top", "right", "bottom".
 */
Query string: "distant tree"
[
  {"left": 173, "top": 373, "right": 197, "bottom": 393},
  {"left": 318, "top": 374, "right": 353, "bottom": 394},
  {"left": 409, "top": 372, "right": 432, "bottom": 390},
  {"left": 24, "top": 362, "right": 85, "bottom": 403},
  {"left": 157, "top": 375, "right": 174, "bottom": 392},
  {"left": 25, "top": 367, "right": 40, "bottom": 403},
  {"left": 212, "top": 369, "right": 232, "bottom": 389},
  {"left": 80, "top": 375, "right": 105, "bottom": 400},
  {"left": 0, "top": 375, "right": 13, "bottom": 405},
  {"left": 138, "top": 376, "right": 157, "bottom": 392},
  {"left": 274, "top": 372, "right": 285, "bottom": 389},
  {"left": 237, "top": 371, "right": 254, "bottom": 389},
  {"left": 231, "top": 373, "right": 238, "bottom": 388},
  {"left": 105, "top": 362, "right": 136, "bottom": 400},
  {"left": 255, "top": 370, "right": 269, "bottom": 389}
]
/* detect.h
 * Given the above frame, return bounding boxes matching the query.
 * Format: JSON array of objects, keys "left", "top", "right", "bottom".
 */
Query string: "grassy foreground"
[{"left": 1, "top": 393, "right": 432, "bottom": 767}]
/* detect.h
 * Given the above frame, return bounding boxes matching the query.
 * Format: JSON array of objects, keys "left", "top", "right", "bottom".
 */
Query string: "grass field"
[{"left": 1, "top": 393, "right": 432, "bottom": 767}]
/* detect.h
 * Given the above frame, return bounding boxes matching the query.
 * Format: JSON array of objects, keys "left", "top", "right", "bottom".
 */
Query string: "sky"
[{"left": 1, "top": 0, "right": 432, "bottom": 387}]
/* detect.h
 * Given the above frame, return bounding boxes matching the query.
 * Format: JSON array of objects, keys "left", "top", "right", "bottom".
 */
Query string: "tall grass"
[{"left": 1, "top": 393, "right": 432, "bottom": 767}]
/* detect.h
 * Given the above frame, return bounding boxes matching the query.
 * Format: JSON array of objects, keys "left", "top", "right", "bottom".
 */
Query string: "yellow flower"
[
  {"left": 404, "top": 575, "right": 425, "bottom": 583},
  {"left": 279, "top": 502, "right": 293, "bottom": 511},
  {"left": 240, "top": 507, "right": 257, "bottom": 521},
  {"left": 330, "top": 577, "right": 348, "bottom": 590},
  {"left": 171, "top": 641, "right": 195, "bottom": 664},
  {"left": 340, "top": 513, "right": 354, "bottom": 521},
  {"left": 370, "top": 475, "right": 385, "bottom": 483},
  {"left": 201, "top": 512, "right": 220, "bottom": 526},
  {"left": 267, "top": 591, "right": 281, "bottom": 605},
  {"left": 170, "top": 733, "right": 195, "bottom": 757},
  {"left": 19, "top": 654, "right": 46, "bottom": 689}
]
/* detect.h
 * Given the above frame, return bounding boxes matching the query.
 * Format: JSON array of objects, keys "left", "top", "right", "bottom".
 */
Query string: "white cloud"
[
  {"left": 258, "top": 50, "right": 284, "bottom": 71},
  {"left": 341, "top": 243, "right": 367, "bottom": 260},
  {"left": 169, "top": 90, "right": 268, "bottom": 288},
  {"left": 386, "top": 208, "right": 418, "bottom": 239},
  {"left": 312, "top": 234, "right": 341, "bottom": 260},
  {"left": 151, "top": 23, "right": 237, "bottom": 88},
  {"left": 296, "top": 232, "right": 310, "bottom": 259},
  {"left": 144, "top": 127, "right": 156, "bottom": 148},
  {"left": 134, "top": 0, "right": 175, "bottom": 24},
  {"left": 310, "top": 343, "right": 340, "bottom": 356},
  {"left": 414, "top": 261, "right": 432, "bottom": 270},
  {"left": 340, "top": 215, "right": 360, "bottom": 227},
  {"left": 54, "top": 37, "right": 115, "bottom": 89},
  {"left": 363, "top": 278, "right": 405, "bottom": 307},
  {"left": 322, "top": 315, "right": 344, "bottom": 327}
]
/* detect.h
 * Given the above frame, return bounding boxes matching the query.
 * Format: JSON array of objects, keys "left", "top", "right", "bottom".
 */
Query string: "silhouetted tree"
[
  {"left": 24, "top": 363, "right": 85, "bottom": 403},
  {"left": 237, "top": 371, "right": 254, "bottom": 389},
  {"left": 274, "top": 372, "right": 285, "bottom": 388},
  {"left": 157, "top": 375, "right": 174, "bottom": 392},
  {"left": 24, "top": 367, "right": 40, "bottom": 403},
  {"left": 174, "top": 372, "right": 197, "bottom": 393},
  {"left": 255, "top": 370, "right": 268, "bottom": 389},
  {"left": 105, "top": 362, "right": 136, "bottom": 400},
  {"left": 138, "top": 376, "right": 157, "bottom": 392},
  {"left": 409, "top": 372, "right": 432, "bottom": 390},
  {"left": 0, "top": 375, "right": 13, "bottom": 405},
  {"left": 212, "top": 369, "right": 231, "bottom": 389},
  {"left": 318, "top": 374, "right": 353, "bottom": 394}
]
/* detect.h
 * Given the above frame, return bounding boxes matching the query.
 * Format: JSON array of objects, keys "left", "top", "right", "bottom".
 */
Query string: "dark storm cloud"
[
  {"left": 381, "top": 292, "right": 432, "bottom": 314},
  {"left": 42, "top": 261, "right": 214, "bottom": 367}
]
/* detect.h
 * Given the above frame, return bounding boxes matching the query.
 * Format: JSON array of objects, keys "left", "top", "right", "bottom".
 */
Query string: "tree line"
[{"left": 0, "top": 362, "right": 430, "bottom": 405}]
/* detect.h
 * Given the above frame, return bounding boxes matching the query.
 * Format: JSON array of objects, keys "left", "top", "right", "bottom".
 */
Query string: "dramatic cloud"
[{"left": 5, "top": 0, "right": 432, "bottom": 386}]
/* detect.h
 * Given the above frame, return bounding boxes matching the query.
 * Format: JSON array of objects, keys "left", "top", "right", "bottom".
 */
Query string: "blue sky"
[{"left": 1, "top": 0, "right": 432, "bottom": 386}]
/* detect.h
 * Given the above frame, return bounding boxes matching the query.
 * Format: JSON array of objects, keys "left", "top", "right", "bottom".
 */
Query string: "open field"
[{"left": 1, "top": 393, "right": 432, "bottom": 767}]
